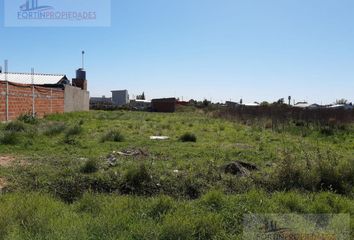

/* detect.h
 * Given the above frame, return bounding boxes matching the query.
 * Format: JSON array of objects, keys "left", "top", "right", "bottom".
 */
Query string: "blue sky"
[{"left": 0, "top": 0, "right": 353, "bottom": 104}]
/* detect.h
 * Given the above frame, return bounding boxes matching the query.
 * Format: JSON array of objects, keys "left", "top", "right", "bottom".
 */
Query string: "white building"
[{"left": 111, "top": 90, "right": 129, "bottom": 106}]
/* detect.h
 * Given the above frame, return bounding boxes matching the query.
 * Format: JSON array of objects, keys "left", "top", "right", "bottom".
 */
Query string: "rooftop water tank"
[{"left": 76, "top": 68, "right": 86, "bottom": 80}]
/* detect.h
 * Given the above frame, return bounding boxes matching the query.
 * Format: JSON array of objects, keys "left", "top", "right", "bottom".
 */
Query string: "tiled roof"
[{"left": 0, "top": 72, "right": 68, "bottom": 85}]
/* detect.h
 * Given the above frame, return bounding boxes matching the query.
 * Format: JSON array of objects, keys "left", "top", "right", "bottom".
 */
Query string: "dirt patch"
[
  {"left": 0, "top": 178, "right": 7, "bottom": 191},
  {"left": 0, "top": 155, "right": 27, "bottom": 167},
  {"left": 0, "top": 156, "right": 17, "bottom": 167},
  {"left": 234, "top": 143, "right": 253, "bottom": 150}
]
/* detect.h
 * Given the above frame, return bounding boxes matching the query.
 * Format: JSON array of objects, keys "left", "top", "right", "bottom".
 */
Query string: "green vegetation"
[
  {"left": 100, "top": 129, "right": 125, "bottom": 143},
  {"left": 0, "top": 110, "right": 353, "bottom": 239},
  {"left": 179, "top": 132, "right": 197, "bottom": 142}
]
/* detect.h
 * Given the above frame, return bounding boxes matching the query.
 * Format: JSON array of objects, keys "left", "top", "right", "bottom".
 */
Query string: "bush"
[
  {"left": 51, "top": 175, "right": 88, "bottom": 203},
  {"left": 65, "top": 124, "right": 83, "bottom": 137},
  {"left": 179, "top": 133, "right": 197, "bottom": 142},
  {"left": 320, "top": 126, "right": 334, "bottom": 136},
  {"left": 193, "top": 214, "right": 224, "bottom": 240},
  {"left": 0, "top": 131, "right": 20, "bottom": 145},
  {"left": 18, "top": 113, "right": 38, "bottom": 125},
  {"left": 44, "top": 122, "right": 66, "bottom": 136},
  {"left": 120, "top": 165, "right": 157, "bottom": 195},
  {"left": 63, "top": 136, "right": 79, "bottom": 145},
  {"left": 100, "top": 130, "right": 124, "bottom": 143},
  {"left": 200, "top": 190, "right": 226, "bottom": 212},
  {"left": 5, "top": 121, "right": 26, "bottom": 132},
  {"left": 269, "top": 149, "right": 354, "bottom": 194},
  {"left": 75, "top": 193, "right": 102, "bottom": 216},
  {"left": 160, "top": 215, "right": 194, "bottom": 240},
  {"left": 0, "top": 132, "right": 20, "bottom": 145},
  {"left": 80, "top": 159, "right": 99, "bottom": 174},
  {"left": 148, "top": 196, "right": 175, "bottom": 220}
]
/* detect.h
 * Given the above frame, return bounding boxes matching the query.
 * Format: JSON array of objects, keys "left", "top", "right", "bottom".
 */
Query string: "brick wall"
[{"left": 0, "top": 81, "right": 64, "bottom": 121}]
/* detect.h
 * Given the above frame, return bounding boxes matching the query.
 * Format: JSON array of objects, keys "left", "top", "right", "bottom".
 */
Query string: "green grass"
[{"left": 0, "top": 110, "right": 353, "bottom": 239}]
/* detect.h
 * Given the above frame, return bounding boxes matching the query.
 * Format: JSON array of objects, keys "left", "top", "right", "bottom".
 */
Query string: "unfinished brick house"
[{"left": 0, "top": 69, "right": 89, "bottom": 121}]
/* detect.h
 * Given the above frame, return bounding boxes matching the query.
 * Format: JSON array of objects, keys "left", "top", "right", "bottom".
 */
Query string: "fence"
[
  {"left": 0, "top": 80, "right": 65, "bottom": 121},
  {"left": 216, "top": 105, "right": 354, "bottom": 127}
]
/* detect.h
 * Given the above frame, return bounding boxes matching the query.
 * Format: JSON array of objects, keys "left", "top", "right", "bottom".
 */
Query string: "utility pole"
[
  {"left": 82, "top": 50, "right": 85, "bottom": 69},
  {"left": 5, "top": 60, "right": 9, "bottom": 121},
  {"left": 31, "top": 68, "right": 35, "bottom": 117}
]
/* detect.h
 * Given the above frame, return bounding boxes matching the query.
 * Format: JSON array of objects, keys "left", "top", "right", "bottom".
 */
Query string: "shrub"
[
  {"left": 63, "top": 136, "right": 79, "bottom": 145},
  {"left": 65, "top": 124, "right": 83, "bottom": 137},
  {"left": 51, "top": 175, "right": 88, "bottom": 203},
  {"left": 270, "top": 149, "right": 354, "bottom": 194},
  {"left": 193, "top": 214, "right": 224, "bottom": 240},
  {"left": 0, "top": 132, "right": 20, "bottom": 145},
  {"left": 5, "top": 121, "right": 26, "bottom": 132},
  {"left": 179, "top": 133, "right": 197, "bottom": 142},
  {"left": 75, "top": 193, "right": 102, "bottom": 215},
  {"left": 148, "top": 196, "right": 175, "bottom": 220},
  {"left": 200, "top": 190, "right": 226, "bottom": 212},
  {"left": 120, "top": 164, "right": 157, "bottom": 195},
  {"left": 44, "top": 122, "right": 66, "bottom": 136},
  {"left": 320, "top": 126, "right": 334, "bottom": 136},
  {"left": 183, "top": 177, "right": 202, "bottom": 199},
  {"left": 160, "top": 215, "right": 194, "bottom": 240},
  {"left": 18, "top": 113, "right": 38, "bottom": 125},
  {"left": 81, "top": 159, "right": 99, "bottom": 174},
  {"left": 100, "top": 130, "right": 124, "bottom": 143}
]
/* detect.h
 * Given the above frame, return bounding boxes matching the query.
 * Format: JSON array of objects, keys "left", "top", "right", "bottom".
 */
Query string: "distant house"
[
  {"left": 151, "top": 98, "right": 176, "bottom": 112},
  {"left": 328, "top": 104, "right": 353, "bottom": 110},
  {"left": 0, "top": 69, "right": 89, "bottom": 121},
  {"left": 0, "top": 72, "right": 70, "bottom": 86},
  {"left": 90, "top": 97, "right": 112, "bottom": 106},
  {"left": 244, "top": 102, "right": 260, "bottom": 107},
  {"left": 226, "top": 101, "right": 240, "bottom": 108},
  {"left": 294, "top": 102, "right": 321, "bottom": 109},
  {"left": 130, "top": 99, "right": 151, "bottom": 110}
]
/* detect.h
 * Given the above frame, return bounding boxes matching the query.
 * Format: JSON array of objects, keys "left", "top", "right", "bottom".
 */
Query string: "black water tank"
[{"left": 76, "top": 68, "right": 86, "bottom": 80}]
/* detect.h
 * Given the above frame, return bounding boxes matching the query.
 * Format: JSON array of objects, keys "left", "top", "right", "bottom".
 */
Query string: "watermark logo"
[
  {"left": 5, "top": 0, "right": 111, "bottom": 27},
  {"left": 20, "top": 0, "right": 53, "bottom": 12},
  {"left": 243, "top": 214, "right": 350, "bottom": 240}
]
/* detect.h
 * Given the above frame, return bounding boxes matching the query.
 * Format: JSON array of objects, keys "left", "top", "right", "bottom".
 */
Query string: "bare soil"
[
  {"left": 0, "top": 156, "right": 17, "bottom": 167},
  {"left": 0, "top": 177, "right": 7, "bottom": 191}
]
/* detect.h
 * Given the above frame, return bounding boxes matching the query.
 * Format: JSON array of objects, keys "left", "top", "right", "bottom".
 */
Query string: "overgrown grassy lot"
[{"left": 0, "top": 110, "right": 353, "bottom": 239}]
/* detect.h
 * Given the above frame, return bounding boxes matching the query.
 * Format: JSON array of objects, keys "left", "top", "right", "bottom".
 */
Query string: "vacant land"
[{"left": 0, "top": 110, "right": 353, "bottom": 239}]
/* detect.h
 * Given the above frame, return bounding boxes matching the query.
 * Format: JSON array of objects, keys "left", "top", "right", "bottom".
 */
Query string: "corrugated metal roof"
[{"left": 0, "top": 72, "right": 67, "bottom": 85}]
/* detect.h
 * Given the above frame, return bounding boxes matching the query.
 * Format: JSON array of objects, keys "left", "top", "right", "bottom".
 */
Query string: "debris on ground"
[
  {"left": 106, "top": 149, "right": 149, "bottom": 166},
  {"left": 150, "top": 136, "right": 169, "bottom": 140},
  {"left": 223, "top": 161, "right": 259, "bottom": 177},
  {"left": 107, "top": 153, "right": 118, "bottom": 166},
  {"left": 117, "top": 149, "right": 149, "bottom": 157}
]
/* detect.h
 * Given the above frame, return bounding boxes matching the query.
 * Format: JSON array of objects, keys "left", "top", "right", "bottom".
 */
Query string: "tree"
[
  {"left": 260, "top": 101, "right": 270, "bottom": 106},
  {"left": 336, "top": 99, "right": 348, "bottom": 105},
  {"left": 203, "top": 99, "right": 210, "bottom": 107},
  {"left": 277, "top": 98, "right": 285, "bottom": 105},
  {"left": 136, "top": 92, "right": 146, "bottom": 100}
]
